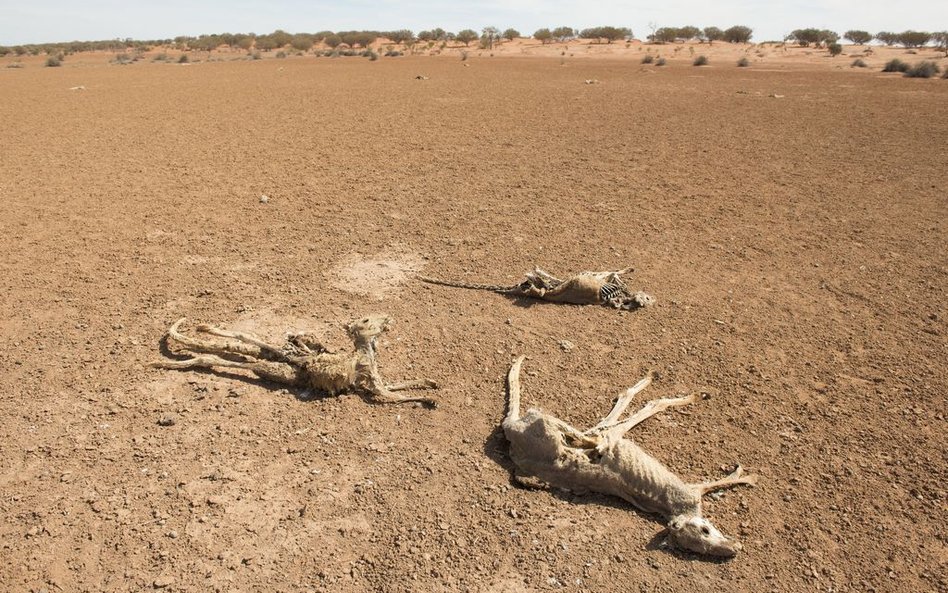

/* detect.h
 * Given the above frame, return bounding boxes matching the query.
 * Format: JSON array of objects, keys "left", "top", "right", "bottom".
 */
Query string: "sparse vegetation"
[
  {"left": 851, "top": 58, "right": 867, "bottom": 68},
  {"left": 897, "top": 31, "right": 932, "bottom": 48},
  {"left": 882, "top": 58, "right": 910, "bottom": 72},
  {"left": 641, "top": 54, "right": 654, "bottom": 64},
  {"left": 934, "top": 32, "right": 948, "bottom": 56},
  {"left": 723, "top": 26, "right": 753, "bottom": 43},
  {"left": 551, "top": 27, "right": 576, "bottom": 42},
  {"left": 655, "top": 57, "right": 666, "bottom": 66},
  {"left": 579, "top": 26, "right": 632, "bottom": 44},
  {"left": 250, "top": 51, "right": 261, "bottom": 60},
  {"left": 787, "top": 28, "right": 839, "bottom": 47},
  {"left": 45, "top": 55, "right": 62, "bottom": 67},
  {"left": 276, "top": 51, "right": 287, "bottom": 58},
  {"left": 828, "top": 43, "right": 842, "bottom": 56},
  {"left": 7, "top": 62, "right": 24, "bottom": 68},
  {"left": 366, "top": 50, "right": 379, "bottom": 61},
  {"left": 112, "top": 52, "right": 133, "bottom": 65},
  {"left": 384, "top": 50, "right": 402, "bottom": 57},
  {"left": 844, "top": 30, "right": 872, "bottom": 45},
  {"left": 737, "top": 57, "right": 749, "bottom": 67},
  {"left": 904, "top": 61, "right": 940, "bottom": 78},
  {"left": 875, "top": 31, "right": 898, "bottom": 46},
  {"left": 693, "top": 55, "right": 709, "bottom": 66},
  {"left": 502, "top": 28, "right": 520, "bottom": 41},
  {"left": 177, "top": 54, "right": 189, "bottom": 63},
  {"left": 152, "top": 52, "right": 169, "bottom": 62},
  {"left": 533, "top": 28, "right": 553, "bottom": 44},
  {"left": 456, "top": 29, "right": 479, "bottom": 46},
  {"left": 703, "top": 27, "right": 724, "bottom": 44}
]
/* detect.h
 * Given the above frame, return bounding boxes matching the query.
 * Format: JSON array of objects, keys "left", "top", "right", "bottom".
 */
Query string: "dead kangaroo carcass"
[{"left": 502, "top": 356, "right": 758, "bottom": 557}]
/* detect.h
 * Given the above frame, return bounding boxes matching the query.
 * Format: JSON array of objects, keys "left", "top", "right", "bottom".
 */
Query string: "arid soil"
[{"left": 0, "top": 50, "right": 945, "bottom": 593}]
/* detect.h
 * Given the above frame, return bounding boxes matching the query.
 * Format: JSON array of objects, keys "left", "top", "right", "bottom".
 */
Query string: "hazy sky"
[{"left": 1, "top": 0, "right": 945, "bottom": 46}]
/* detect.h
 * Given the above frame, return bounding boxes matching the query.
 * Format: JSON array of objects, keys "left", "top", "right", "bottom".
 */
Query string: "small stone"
[
  {"left": 259, "top": 195, "right": 269, "bottom": 203},
  {"left": 153, "top": 575, "right": 175, "bottom": 588},
  {"left": 558, "top": 340, "right": 574, "bottom": 352},
  {"left": 157, "top": 415, "right": 176, "bottom": 427}
]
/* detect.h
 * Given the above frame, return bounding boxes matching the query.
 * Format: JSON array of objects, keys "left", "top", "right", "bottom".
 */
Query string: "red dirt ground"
[{"left": 0, "top": 52, "right": 945, "bottom": 593}]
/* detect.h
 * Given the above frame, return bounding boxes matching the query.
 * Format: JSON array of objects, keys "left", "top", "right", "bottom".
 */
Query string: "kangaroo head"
[
  {"left": 346, "top": 314, "right": 393, "bottom": 343},
  {"left": 666, "top": 514, "right": 742, "bottom": 558}
]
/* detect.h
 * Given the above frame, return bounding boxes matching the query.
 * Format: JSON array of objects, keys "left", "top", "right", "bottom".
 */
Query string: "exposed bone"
[
  {"left": 152, "top": 315, "right": 438, "bottom": 407},
  {"left": 418, "top": 266, "right": 654, "bottom": 310},
  {"left": 502, "top": 356, "right": 757, "bottom": 558}
]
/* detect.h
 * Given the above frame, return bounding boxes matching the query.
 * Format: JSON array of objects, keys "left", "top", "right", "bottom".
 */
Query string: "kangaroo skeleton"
[
  {"left": 502, "top": 356, "right": 758, "bottom": 557},
  {"left": 419, "top": 266, "right": 654, "bottom": 310}
]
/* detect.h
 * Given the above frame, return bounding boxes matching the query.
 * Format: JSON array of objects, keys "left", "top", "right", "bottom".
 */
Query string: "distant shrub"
[
  {"left": 828, "top": 43, "right": 842, "bottom": 56},
  {"left": 45, "top": 55, "right": 62, "bottom": 67},
  {"left": 112, "top": 53, "right": 133, "bottom": 65},
  {"left": 502, "top": 28, "right": 520, "bottom": 41},
  {"left": 655, "top": 57, "right": 666, "bottom": 66},
  {"left": 533, "top": 28, "right": 553, "bottom": 44},
  {"left": 384, "top": 50, "right": 402, "bottom": 57},
  {"left": 275, "top": 50, "right": 287, "bottom": 58},
  {"left": 882, "top": 58, "right": 910, "bottom": 72},
  {"left": 737, "top": 57, "right": 749, "bottom": 67},
  {"left": 693, "top": 55, "right": 709, "bottom": 66},
  {"left": 7, "top": 62, "right": 24, "bottom": 68},
  {"left": 340, "top": 49, "right": 357, "bottom": 56},
  {"left": 904, "top": 61, "right": 941, "bottom": 78},
  {"left": 944, "top": 68, "right": 948, "bottom": 79},
  {"left": 641, "top": 54, "right": 654, "bottom": 64},
  {"left": 844, "top": 30, "right": 872, "bottom": 44},
  {"left": 366, "top": 50, "right": 379, "bottom": 61},
  {"left": 456, "top": 29, "right": 479, "bottom": 46},
  {"left": 152, "top": 52, "right": 169, "bottom": 62},
  {"left": 723, "top": 25, "right": 753, "bottom": 43},
  {"left": 460, "top": 50, "right": 468, "bottom": 61},
  {"left": 898, "top": 30, "right": 932, "bottom": 48},
  {"left": 851, "top": 58, "right": 867, "bottom": 68},
  {"left": 177, "top": 54, "right": 189, "bottom": 63},
  {"left": 251, "top": 51, "right": 262, "bottom": 60}
]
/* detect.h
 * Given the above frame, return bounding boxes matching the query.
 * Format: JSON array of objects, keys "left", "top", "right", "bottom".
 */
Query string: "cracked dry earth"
[{"left": 0, "top": 54, "right": 945, "bottom": 593}]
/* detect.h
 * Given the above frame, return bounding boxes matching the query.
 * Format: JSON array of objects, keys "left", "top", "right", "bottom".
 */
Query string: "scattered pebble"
[
  {"left": 157, "top": 415, "right": 176, "bottom": 427},
  {"left": 153, "top": 576, "right": 175, "bottom": 588},
  {"left": 259, "top": 195, "right": 269, "bottom": 203}
]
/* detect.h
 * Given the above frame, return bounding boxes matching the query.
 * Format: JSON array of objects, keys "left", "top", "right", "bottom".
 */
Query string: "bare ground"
[{"left": 0, "top": 54, "right": 945, "bottom": 593}]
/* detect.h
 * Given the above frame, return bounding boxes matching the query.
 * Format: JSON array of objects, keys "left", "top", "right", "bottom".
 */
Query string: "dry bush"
[
  {"left": 737, "top": 57, "right": 749, "bottom": 67},
  {"left": 882, "top": 58, "right": 909, "bottom": 72},
  {"left": 904, "top": 61, "right": 940, "bottom": 78},
  {"left": 693, "top": 55, "right": 709, "bottom": 66}
]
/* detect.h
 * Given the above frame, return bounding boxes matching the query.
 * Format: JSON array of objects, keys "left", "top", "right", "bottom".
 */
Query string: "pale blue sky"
[{"left": 1, "top": 0, "right": 945, "bottom": 46}]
